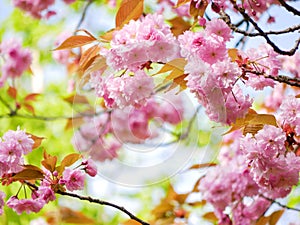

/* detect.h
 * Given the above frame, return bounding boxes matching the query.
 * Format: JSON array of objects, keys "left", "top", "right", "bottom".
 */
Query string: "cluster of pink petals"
[
  {"left": 0, "top": 129, "right": 34, "bottom": 177},
  {"left": 12, "top": 0, "right": 76, "bottom": 19},
  {"left": 0, "top": 191, "right": 5, "bottom": 215},
  {"left": 241, "top": 125, "right": 300, "bottom": 198},
  {"left": 91, "top": 70, "right": 154, "bottom": 109},
  {"left": 72, "top": 93, "right": 184, "bottom": 162},
  {"left": 0, "top": 39, "right": 32, "bottom": 87},
  {"left": 179, "top": 19, "right": 252, "bottom": 124},
  {"left": 278, "top": 95, "right": 300, "bottom": 136},
  {"left": 106, "top": 13, "right": 179, "bottom": 71},
  {"left": 199, "top": 131, "right": 270, "bottom": 225},
  {"left": 281, "top": 52, "right": 300, "bottom": 78},
  {"left": 60, "top": 169, "right": 85, "bottom": 191}
]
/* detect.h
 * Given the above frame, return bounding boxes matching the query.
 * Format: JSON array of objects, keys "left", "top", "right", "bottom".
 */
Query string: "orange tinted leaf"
[
  {"left": 269, "top": 210, "right": 284, "bottom": 225},
  {"left": 84, "top": 55, "right": 107, "bottom": 75},
  {"left": 100, "top": 29, "right": 115, "bottom": 42},
  {"left": 75, "top": 29, "right": 97, "bottom": 40},
  {"left": 122, "top": 219, "right": 141, "bottom": 225},
  {"left": 79, "top": 45, "right": 100, "bottom": 74},
  {"left": 175, "top": 0, "right": 191, "bottom": 8},
  {"left": 116, "top": 0, "right": 144, "bottom": 27},
  {"left": 22, "top": 164, "right": 44, "bottom": 173},
  {"left": 7, "top": 86, "right": 17, "bottom": 99},
  {"left": 202, "top": 212, "right": 218, "bottom": 222},
  {"left": 27, "top": 133, "right": 45, "bottom": 149},
  {"left": 13, "top": 168, "right": 44, "bottom": 181},
  {"left": 60, "top": 207, "right": 95, "bottom": 224},
  {"left": 189, "top": 0, "right": 208, "bottom": 18},
  {"left": 169, "top": 17, "right": 191, "bottom": 37},
  {"left": 188, "top": 163, "right": 217, "bottom": 170},
  {"left": 166, "top": 74, "right": 187, "bottom": 93},
  {"left": 23, "top": 103, "right": 35, "bottom": 115},
  {"left": 42, "top": 151, "right": 57, "bottom": 172},
  {"left": 54, "top": 35, "right": 96, "bottom": 50},
  {"left": 24, "top": 93, "right": 40, "bottom": 102},
  {"left": 64, "top": 94, "right": 89, "bottom": 105},
  {"left": 65, "top": 117, "right": 84, "bottom": 130},
  {"left": 256, "top": 216, "right": 270, "bottom": 225},
  {"left": 60, "top": 153, "right": 82, "bottom": 169},
  {"left": 228, "top": 48, "right": 239, "bottom": 62}
]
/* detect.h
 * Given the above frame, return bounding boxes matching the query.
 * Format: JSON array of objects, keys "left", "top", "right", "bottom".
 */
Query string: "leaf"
[
  {"left": 189, "top": 0, "right": 208, "bottom": 19},
  {"left": 57, "top": 153, "right": 82, "bottom": 174},
  {"left": 24, "top": 93, "right": 40, "bottom": 102},
  {"left": 65, "top": 117, "right": 84, "bottom": 130},
  {"left": 225, "top": 110, "right": 278, "bottom": 135},
  {"left": 7, "top": 86, "right": 17, "bottom": 99},
  {"left": 99, "top": 29, "right": 115, "bottom": 42},
  {"left": 53, "top": 35, "right": 96, "bottom": 50},
  {"left": 12, "top": 168, "right": 44, "bottom": 181},
  {"left": 169, "top": 17, "right": 191, "bottom": 37},
  {"left": 42, "top": 151, "right": 57, "bottom": 173},
  {"left": 256, "top": 216, "right": 270, "bottom": 225},
  {"left": 115, "top": 0, "right": 144, "bottom": 28},
  {"left": 202, "top": 212, "right": 218, "bottom": 223},
  {"left": 166, "top": 74, "right": 187, "bottom": 93},
  {"left": 78, "top": 45, "right": 101, "bottom": 75},
  {"left": 122, "top": 220, "right": 141, "bottom": 225},
  {"left": 84, "top": 55, "right": 107, "bottom": 75},
  {"left": 27, "top": 133, "right": 45, "bottom": 149},
  {"left": 60, "top": 207, "right": 95, "bottom": 224},
  {"left": 23, "top": 103, "right": 35, "bottom": 115},
  {"left": 64, "top": 94, "right": 89, "bottom": 105},
  {"left": 269, "top": 210, "right": 284, "bottom": 225},
  {"left": 175, "top": 0, "right": 191, "bottom": 8},
  {"left": 228, "top": 48, "right": 239, "bottom": 62},
  {"left": 154, "top": 58, "right": 187, "bottom": 92},
  {"left": 187, "top": 163, "right": 217, "bottom": 170}
]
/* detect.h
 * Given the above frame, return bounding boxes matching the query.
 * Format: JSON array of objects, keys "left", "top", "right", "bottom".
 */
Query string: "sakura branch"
[
  {"left": 56, "top": 190, "right": 150, "bottom": 225},
  {"left": 261, "top": 195, "right": 300, "bottom": 213}
]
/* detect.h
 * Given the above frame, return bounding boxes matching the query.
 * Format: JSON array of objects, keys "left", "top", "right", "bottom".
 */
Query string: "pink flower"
[
  {"left": 205, "top": 18, "right": 232, "bottom": 42},
  {"left": 0, "top": 191, "right": 5, "bottom": 215},
  {"left": 36, "top": 186, "right": 56, "bottom": 203},
  {"left": 61, "top": 169, "right": 85, "bottom": 191},
  {"left": 6, "top": 196, "right": 45, "bottom": 215},
  {"left": 3, "top": 129, "right": 34, "bottom": 155},
  {"left": 12, "top": 0, "right": 55, "bottom": 19},
  {"left": 82, "top": 159, "right": 97, "bottom": 177},
  {"left": 0, "top": 142, "right": 24, "bottom": 175}
]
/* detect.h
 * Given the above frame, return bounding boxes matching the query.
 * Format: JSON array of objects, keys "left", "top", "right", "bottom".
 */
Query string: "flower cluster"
[
  {"left": 72, "top": 93, "right": 184, "bottom": 162},
  {"left": 91, "top": 70, "right": 155, "bottom": 109},
  {"left": 0, "top": 129, "right": 97, "bottom": 215},
  {"left": 200, "top": 102, "right": 300, "bottom": 224},
  {"left": 106, "top": 13, "right": 179, "bottom": 71},
  {"left": 12, "top": 0, "right": 76, "bottom": 19},
  {"left": 0, "top": 39, "right": 32, "bottom": 87}
]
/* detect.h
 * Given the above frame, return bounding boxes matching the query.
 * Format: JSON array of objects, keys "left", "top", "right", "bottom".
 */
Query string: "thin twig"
[
  {"left": 278, "top": 0, "right": 300, "bottom": 16},
  {"left": 262, "top": 195, "right": 300, "bottom": 212},
  {"left": 56, "top": 190, "right": 150, "bottom": 225},
  {"left": 75, "top": 0, "right": 94, "bottom": 31},
  {"left": 243, "top": 69, "right": 300, "bottom": 88},
  {"left": 228, "top": 1, "right": 300, "bottom": 56}
]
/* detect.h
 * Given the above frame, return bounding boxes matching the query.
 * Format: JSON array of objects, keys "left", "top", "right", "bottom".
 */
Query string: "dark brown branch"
[
  {"left": 262, "top": 195, "right": 300, "bottom": 212},
  {"left": 221, "top": 12, "right": 300, "bottom": 37},
  {"left": 228, "top": 1, "right": 300, "bottom": 56},
  {"left": 244, "top": 69, "right": 300, "bottom": 88},
  {"left": 278, "top": 0, "right": 300, "bottom": 16},
  {"left": 56, "top": 190, "right": 150, "bottom": 225}
]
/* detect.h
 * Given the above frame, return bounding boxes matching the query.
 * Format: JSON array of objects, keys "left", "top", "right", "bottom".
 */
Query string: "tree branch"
[
  {"left": 56, "top": 190, "right": 150, "bottom": 225},
  {"left": 228, "top": 1, "right": 300, "bottom": 56},
  {"left": 278, "top": 0, "right": 300, "bottom": 16},
  {"left": 75, "top": 0, "right": 94, "bottom": 31},
  {"left": 243, "top": 69, "right": 300, "bottom": 88},
  {"left": 262, "top": 195, "right": 300, "bottom": 212}
]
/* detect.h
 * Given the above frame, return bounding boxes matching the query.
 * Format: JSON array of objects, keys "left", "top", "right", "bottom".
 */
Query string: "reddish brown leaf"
[
  {"left": 269, "top": 210, "right": 284, "bottom": 225},
  {"left": 63, "top": 94, "right": 89, "bottom": 105},
  {"left": 202, "top": 212, "right": 218, "bottom": 223},
  {"left": 57, "top": 153, "right": 82, "bottom": 175},
  {"left": 169, "top": 17, "right": 191, "bottom": 37},
  {"left": 187, "top": 163, "right": 217, "bottom": 170},
  {"left": 175, "top": 0, "right": 191, "bottom": 8},
  {"left": 23, "top": 103, "right": 35, "bottom": 115},
  {"left": 189, "top": 0, "right": 208, "bottom": 19},
  {"left": 79, "top": 45, "right": 100, "bottom": 74},
  {"left": 122, "top": 219, "right": 141, "bottom": 225},
  {"left": 7, "top": 86, "right": 17, "bottom": 99},
  {"left": 99, "top": 29, "right": 115, "bottom": 42},
  {"left": 24, "top": 93, "right": 40, "bottom": 102},
  {"left": 42, "top": 151, "right": 57, "bottom": 173},
  {"left": 60, "top": 207, "right": 95, "bottom": 224},
  {"left": 12, "top": 168, "right": 44, "bottom": 181},
  {"left": 27, "top": 133, "right": 45, "bottom": 149},
  {"left": 54, "top": 35, "right": 96, "bottom": 50},
  {"left": 115, "top": 0, "right": 144, "bottom": 28}
]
